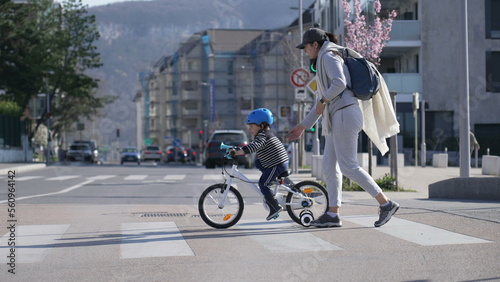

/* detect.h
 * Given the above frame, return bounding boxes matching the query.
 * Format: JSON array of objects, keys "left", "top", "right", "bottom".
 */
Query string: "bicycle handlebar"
[{"left": 220, "top": 142, "right": 239, "bottom": 160}]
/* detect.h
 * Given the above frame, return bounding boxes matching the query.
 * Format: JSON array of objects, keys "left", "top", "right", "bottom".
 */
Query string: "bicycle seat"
[{"left": 277, "top": 170, "right": 290, "bottom": 179}]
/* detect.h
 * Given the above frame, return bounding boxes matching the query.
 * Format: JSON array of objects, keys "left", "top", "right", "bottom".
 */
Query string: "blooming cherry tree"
[{"left": 342, "top": 0, "right": 397, "bottom": 66}]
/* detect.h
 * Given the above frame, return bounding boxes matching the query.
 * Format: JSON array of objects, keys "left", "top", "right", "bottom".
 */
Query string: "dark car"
[
  {"left": 72, "top": 140, "right": 99, "bottom": 163},
  {"left": 121, "top": 146, "right": 141, "bottom": 165},
  {"left": 186, "top": 148, "right": 197, "bottom": 162},
  {"left": 66, "top": 144, "right": 93, "bottom": 162},
  {"left": 164, "top": 146, "right": 188, "bottom": 163},
  {"left": 204, "top": 130, "right": 252, "bottom": 169}
]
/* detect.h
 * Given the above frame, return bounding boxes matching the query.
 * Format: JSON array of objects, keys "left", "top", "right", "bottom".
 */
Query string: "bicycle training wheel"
[
  {"left": 198, "top": 184, "right": 244, "bottom": 229},
  {"left": 286, "top": 181, "right": 328, "bottom": 226}
]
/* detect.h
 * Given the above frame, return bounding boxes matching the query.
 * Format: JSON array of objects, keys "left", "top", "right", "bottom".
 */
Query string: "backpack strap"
[{"left": 342, "top": 48, "right": 353, "bottom": 92}]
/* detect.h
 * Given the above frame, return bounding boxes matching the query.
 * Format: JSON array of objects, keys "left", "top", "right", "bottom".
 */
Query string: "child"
[{"left": 231, "top": 108, "right": 289, "bottom": 220}]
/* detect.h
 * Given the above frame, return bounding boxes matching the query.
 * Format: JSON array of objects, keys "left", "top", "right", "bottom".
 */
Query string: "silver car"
[{"left": 141, "top": 145, "right": 162, "bottom": 162}]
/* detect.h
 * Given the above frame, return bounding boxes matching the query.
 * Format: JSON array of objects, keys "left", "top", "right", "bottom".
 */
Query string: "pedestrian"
[
  {"left": 470, "top": 131, "right": 480, "bottom": 156},
  {"left": 288, "top": 28, "right": 400, "bottom": 227},
  {"left": 231, "top": 108, "right": 289, "bottom": 220}
]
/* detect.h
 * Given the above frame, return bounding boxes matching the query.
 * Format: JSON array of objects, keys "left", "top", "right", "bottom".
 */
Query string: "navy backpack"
[{"left": 342, "top": 49, "right": 380, "bottom": 100}]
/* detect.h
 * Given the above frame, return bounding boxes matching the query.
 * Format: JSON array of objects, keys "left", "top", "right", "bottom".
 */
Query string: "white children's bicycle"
[{"left": 198, "top": 142, "right": 329, "bottom": 229}]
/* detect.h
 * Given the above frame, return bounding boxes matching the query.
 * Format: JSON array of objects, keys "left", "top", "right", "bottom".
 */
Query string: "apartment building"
[
  {"left": 146, "top": 28, "right": 310, "bottom": 151},
  {"left": 315, "top": 0, "right": 500, "bottom": 164}
]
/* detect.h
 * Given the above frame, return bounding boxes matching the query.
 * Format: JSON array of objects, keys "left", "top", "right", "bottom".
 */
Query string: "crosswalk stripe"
[
  {"left": 45, "top": 175, "right": 80, "bottom": 181},
  {"left": 120, "top": 222, "right": 194, "bottom": 258},
  {"left": 124, "top": 175, "right": 148, "bottom": 180},
  {"left": 15, "top": 176, "right": 44, "bottom": 181},
  {"left": 87, "top": 175, "right": 116, "bottom": 180},
  {"left": 203, "top": 174, "right": 224, "bottom": 181},
  {"left": 0, "top": 224, "right": 70, "bottom": 263},
  {"left": 343, "top": 215, "right": 491, "bottom": 246},
  {"left": 163, "top": 174, "right": 186, "bottom": 180},
  {"left": 238, "top": 219, "right": 343, "bottom": 253}
]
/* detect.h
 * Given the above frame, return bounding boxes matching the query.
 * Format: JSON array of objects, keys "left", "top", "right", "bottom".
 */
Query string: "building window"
[
  {"left": 475, "top": 124, "right": 500, "bottom": 155},
  {"left": 486, "top": 0, "right": 500, "bottom": 39},
  {"left": 227, "top": 61, "right": 234, "bottom": 76},
  {"left": 486, "top": 51, "right": 500, "bottom": 92},
  {"left": 227, "top": 79, "right": 234, "bottom": 95}
]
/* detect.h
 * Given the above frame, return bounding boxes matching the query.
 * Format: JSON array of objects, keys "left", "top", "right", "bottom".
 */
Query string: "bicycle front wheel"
[
  {"left": 286, "top": 181, "right": 328, "bottom": 226},
  {"left": 198, "top": 184, "right": 244, "bottom": 229}
]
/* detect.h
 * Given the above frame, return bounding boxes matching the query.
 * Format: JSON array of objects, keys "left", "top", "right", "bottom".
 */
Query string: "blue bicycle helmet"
[{"left": 246, "top": 108, "right": 274, "bottom": 125}]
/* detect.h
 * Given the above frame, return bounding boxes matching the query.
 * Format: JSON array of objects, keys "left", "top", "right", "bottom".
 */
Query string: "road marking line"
[
  {"left": 163, "top": 174, "right": 186, "bottom": 180},
  {"left": 120, "top": 222, "right": 194, "bottom": 258},
  {"left": 45, "top": 175, "right": 80, "bottom": 181},
  {"left": 238, "top": 219, "right": 343, "bottom": 253},
  {"left": 124, "top": 175, "right": 148, "bottom": 180},
  {"left": 0, "top": 224, "right": 70, "bottom": 263},
  {"left": 203, "top": 175, "right": 224, "bottom": 181},
  {"left": 15, "top": 176, "right": 44, "bottom": 181},
  {"left": 344, "top": 215, "right": 491, "bottom": 246},
  {"left": 0, "top": 179, "right": 95, "bottom": 203},
  {"left": 87, "top": 175, "right": 116, "bottom": 180}
]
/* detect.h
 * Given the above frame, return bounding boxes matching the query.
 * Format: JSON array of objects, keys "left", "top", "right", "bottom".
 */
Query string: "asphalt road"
[{"left": 0, "top": 163, "right": 499, "bottom": 281}]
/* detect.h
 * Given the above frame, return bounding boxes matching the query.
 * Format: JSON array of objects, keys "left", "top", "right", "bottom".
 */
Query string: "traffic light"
[
  {"left": 309, "top": 58, "right": 317, "bottom": 74},
  {"left": 198, "top": 130, "right": 203, "bottom": 138},
  {"left": 307, "top": 125, "right": 316, "bottom": 132},
  {"left": 116, "top": 129, "right": 120, "bottom": 138}
]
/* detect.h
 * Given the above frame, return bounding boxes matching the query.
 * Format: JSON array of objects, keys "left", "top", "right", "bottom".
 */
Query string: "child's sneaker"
[
  {"left": 374, "top": 201, "right": 400, "bottom": 227},
  {"left": 264, "top": 194, "right": 283, "bottom": 221},
  {"left": 310, "top": 213, "right": 342, "bottom": 227}
]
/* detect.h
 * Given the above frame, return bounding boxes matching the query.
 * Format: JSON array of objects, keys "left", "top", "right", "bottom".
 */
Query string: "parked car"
[
  {"left": 204, "top": 130, "right": 252, "bottom": 169},
  {"left": 141, "top": 145, "right": 162, "bottom": 162},
  {"left": 72, "top": 140, "right": 99, "bottom": 163},
  {"left": 121, "top": 146, "right": 141, "bottom": 165},
  {"left": 164, "top": 146, "right": 188, "bottom": 163},
  {"left": 66, "top": 144, "right": 93, "bottom": 163}
]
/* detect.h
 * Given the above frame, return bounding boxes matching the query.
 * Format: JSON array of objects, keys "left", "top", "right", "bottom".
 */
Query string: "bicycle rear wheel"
[
  {"left": 285, "top": 181, "right": 328, "bottom": 226},
  {"left": 198, "top": 184, "right": 244, "bottom": 229}
]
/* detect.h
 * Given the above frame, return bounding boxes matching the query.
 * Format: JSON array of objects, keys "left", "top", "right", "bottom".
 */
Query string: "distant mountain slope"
[{"left": 85, "top": 0, "right": 313, "bottom": 147}]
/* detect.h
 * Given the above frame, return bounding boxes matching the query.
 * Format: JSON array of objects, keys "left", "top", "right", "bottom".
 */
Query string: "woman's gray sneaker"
[
  {"left": 310, "top": 213, "right": 342, "bottom": 227},
  {"left": 374, "top": 201, "right": 400, "bottom": 227}
]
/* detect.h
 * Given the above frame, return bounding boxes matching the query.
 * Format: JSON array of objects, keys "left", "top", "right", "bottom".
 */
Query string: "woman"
[{"left": 288, "top": 28, "right": 399, "bottom": 227}]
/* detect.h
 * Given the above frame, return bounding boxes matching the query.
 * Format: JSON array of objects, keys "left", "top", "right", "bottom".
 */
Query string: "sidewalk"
[{"left": 0, "top": 162, "right": 46, "bottom": 175}]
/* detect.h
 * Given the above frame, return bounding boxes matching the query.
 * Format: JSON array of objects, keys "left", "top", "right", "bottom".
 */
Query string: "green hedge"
[{"left": 0, "top": 101, "right": 22, "bottom": 117}]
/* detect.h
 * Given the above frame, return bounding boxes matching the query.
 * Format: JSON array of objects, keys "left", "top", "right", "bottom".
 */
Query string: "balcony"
[
  {"left": 182, "top": 108, "right": 199, "bottom": 116},
  {"left": 382, "top": 73, "right": 422, "bottom": 94},
  {"left": 181, "top": 92, "right": 199, "bottom": 100},
  {"left": 386, "top": 20, "right": 421, "bottom": 47}
]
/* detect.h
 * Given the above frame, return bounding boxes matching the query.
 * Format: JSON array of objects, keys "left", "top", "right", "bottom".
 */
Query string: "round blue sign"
[{"left": 173, "top": 138, "right": 182, "bottom": 147}]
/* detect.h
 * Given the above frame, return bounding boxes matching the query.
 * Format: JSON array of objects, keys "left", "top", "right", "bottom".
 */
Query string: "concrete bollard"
[
  {"left": 482, "top": 155, "right": 500, "bottom": 176},
  {"left": 433, "top": 153, "right": 448, "bottom": 168}
]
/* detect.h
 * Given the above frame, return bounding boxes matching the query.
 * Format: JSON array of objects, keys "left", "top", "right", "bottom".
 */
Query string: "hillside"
[{"left": 85, "top": 0, "right": 313, "bottom": 147}]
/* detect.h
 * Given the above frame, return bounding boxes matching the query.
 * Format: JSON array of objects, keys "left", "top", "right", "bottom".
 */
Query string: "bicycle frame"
[{"left": 217, "top": 143, "right": 312, "bottom": 210}]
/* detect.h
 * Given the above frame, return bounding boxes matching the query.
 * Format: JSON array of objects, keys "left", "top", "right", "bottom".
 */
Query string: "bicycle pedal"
[{"left": 273, "top": 214, "right": 280, "bottom": 220}]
